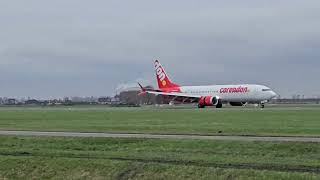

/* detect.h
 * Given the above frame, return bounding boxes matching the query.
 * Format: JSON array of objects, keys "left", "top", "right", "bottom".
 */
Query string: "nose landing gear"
[{"left": 259, "top": 100, "right": 268, "bottom": 108}]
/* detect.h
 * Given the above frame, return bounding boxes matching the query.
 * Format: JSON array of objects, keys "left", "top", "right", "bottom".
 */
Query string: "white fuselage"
[{"left": 179, "top": 84, "right": 277, "bottom": 103}]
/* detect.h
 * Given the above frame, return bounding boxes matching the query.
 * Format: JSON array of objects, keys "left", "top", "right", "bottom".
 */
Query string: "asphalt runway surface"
[{"left": 0, "top": 130, "right": 319, "bottom": 142}]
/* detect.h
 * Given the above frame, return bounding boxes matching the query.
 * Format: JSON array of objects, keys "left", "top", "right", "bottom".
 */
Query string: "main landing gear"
[{"left": 216, "top": 103, "right": 223, "bottom": 108}]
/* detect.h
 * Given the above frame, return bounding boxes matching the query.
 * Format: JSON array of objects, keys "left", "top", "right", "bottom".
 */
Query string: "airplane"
[{"left": 139, "top": 60, "right": 277, "bottom": 108}]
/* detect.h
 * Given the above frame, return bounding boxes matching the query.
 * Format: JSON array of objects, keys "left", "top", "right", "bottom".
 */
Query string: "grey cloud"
[{"left": 0, "top": 0, "right": 320, "bottom": 98}]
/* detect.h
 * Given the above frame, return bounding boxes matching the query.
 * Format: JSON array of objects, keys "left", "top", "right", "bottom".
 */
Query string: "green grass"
[
  {"left": 0, "top": 136, "right": 319, "bottom": 179},
  {"left": 1, "top": 106, "right": 319, "bottom": 179},
  {"left": 0, "top": 106, "right": 319, "bottom": 136}
]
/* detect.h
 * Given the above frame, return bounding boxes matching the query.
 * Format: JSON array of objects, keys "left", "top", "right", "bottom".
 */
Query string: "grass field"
[
  {"left": 0, "top": 106, "right": 320, "bottom": 179},
  {"left": 0, "top": 136, "right": 319, "bottom": 179},
  {"left": 0, "top": 106, "right": 319, "bottom": 136}
]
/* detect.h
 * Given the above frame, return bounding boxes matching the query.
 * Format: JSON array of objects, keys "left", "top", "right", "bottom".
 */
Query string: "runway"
[{"left": 0, "top": 130, "right": 319, "bottom": 142}]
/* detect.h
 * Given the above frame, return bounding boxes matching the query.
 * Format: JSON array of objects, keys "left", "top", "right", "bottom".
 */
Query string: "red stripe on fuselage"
[{"left": 160, "top": 87, "right": 181, "bottom": 93}]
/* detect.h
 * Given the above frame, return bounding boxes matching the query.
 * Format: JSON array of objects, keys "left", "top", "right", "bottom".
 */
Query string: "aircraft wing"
[{"left": 138, "top": 82, "right": 200, "bottom": 103}]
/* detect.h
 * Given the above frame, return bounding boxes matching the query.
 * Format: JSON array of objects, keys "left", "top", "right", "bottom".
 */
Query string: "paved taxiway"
[{"left": 0, "top": 130, "right": 319, "bottom": 142}]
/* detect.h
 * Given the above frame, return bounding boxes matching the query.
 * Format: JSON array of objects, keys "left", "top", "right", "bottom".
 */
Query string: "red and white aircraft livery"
[{"left": 139, "top": 60, "right": 277, "bottom": 108}]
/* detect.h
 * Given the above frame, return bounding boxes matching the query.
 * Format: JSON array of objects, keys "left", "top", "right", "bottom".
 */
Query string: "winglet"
[
  {"left": 137, "top": 82, "right": 147, "bottom": 96},
  {"left": 138, "top": 82, "right": 145, "bottom": 91}
]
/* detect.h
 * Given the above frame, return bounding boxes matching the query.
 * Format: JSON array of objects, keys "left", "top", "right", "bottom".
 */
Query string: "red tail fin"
[{"left": 154, "top": 60, "right": 180, "bottom": 90}]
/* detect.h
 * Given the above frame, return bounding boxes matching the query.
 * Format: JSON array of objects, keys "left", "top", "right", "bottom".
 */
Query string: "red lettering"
[{"left": 220, "top": 86, "right": 249, "bottom": 94}]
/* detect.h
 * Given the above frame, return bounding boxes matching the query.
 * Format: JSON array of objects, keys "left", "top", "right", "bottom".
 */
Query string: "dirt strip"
[{"left": 0, "top": 130, "right": 320, "bottom": 142}]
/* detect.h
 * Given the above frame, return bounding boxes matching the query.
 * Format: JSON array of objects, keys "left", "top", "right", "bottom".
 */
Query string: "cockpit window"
[{"left": 262, "top": 89, "right": 271, "bottom": 91}]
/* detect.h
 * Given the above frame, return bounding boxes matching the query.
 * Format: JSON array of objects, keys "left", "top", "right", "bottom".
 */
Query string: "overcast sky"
[{"left": 1, "top": 0, "right": 319, "bottom": 98}]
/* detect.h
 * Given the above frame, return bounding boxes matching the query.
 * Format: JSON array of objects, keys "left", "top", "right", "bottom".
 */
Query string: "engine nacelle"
[
  {"left": 229, "top": 102, "right": 247, "bottom": 106},
  {"left": 198, "top": 96, "right": 221, "bottom": 108}
]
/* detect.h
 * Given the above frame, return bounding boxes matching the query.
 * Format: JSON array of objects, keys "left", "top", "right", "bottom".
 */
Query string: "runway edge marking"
[{"left": 0, "top": 130, "right": 320, "bottom": 143}]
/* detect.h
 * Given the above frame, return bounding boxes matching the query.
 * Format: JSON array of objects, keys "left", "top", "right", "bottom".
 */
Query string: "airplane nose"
[{"left": 270, "top": 91, "right": 277, "bottom": 98}]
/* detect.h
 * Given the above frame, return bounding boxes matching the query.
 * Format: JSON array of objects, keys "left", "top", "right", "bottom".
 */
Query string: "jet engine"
[
  {"left": 198, "top": 96, "right": 222, "bottom": 108},
  {"left": 229, "top": 102, "right": 247, "bottom": 106}
]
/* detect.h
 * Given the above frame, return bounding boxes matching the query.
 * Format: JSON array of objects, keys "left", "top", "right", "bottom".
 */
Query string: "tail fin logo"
[
  {"left": 154, "top": 60, "right": 180, "bottom": 90},
  {"left": 155, "top": 61, "right": 167, "bottom": 86}
]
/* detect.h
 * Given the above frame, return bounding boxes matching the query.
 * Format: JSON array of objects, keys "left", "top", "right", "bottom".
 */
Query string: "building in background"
[
  {"left": 6, "top": 98, "right": 17, "bottom": 105},
  {"left": 98, "top": 97, "right": 112, "bottom": 104}
]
